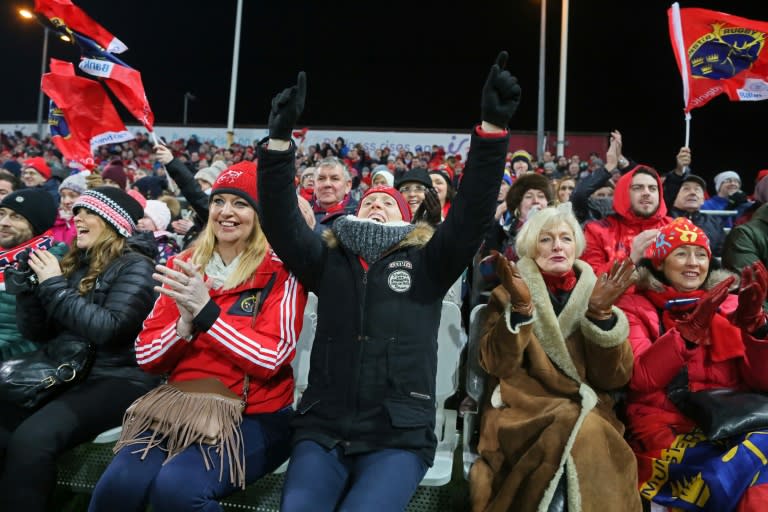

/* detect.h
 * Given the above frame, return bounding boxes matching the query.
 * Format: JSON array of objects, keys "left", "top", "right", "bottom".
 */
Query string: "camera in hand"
[{"left": 4, "top": 249, "right": 39, "bottom": 295}]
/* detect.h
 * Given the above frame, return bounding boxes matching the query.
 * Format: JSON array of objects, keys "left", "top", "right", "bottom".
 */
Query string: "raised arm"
[
  {"left": 257, "top": 72, "right": 326, "bottom": 290},
  {"left": 424, "top": 52, "right": 517, "bottom": 292},
  {"left": 155, "top": 145, "right": 210, "bottom": 224}
]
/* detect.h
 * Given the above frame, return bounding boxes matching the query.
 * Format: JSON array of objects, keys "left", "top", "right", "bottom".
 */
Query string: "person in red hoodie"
[
  {"left": 582, "top": 165, "right": 672, "bottom": 277},
  {"left": 616, "top": 218, "right": 768, "bottom": 511},
  {"left": 89, "top": 162, "right": 307, "bottom": 511}
]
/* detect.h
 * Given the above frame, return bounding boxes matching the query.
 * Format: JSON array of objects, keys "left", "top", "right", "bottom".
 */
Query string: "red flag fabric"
[
  {"left": 668, "top": 4, "right": 768, "bottom": 112},
  {"left": 42, "top": 59, "right": 133, "bottom": 169},
  {"left": 79, "top": 57, "right": 155, "bottom": 131},
  {"left": 34, "top": 0, "right": 127, "bottom": 53}
]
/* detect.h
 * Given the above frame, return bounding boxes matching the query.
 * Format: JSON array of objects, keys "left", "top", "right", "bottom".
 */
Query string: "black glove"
[
  {"left": 4, "top": 249, "right": 38, "bottom": 295},
  {"left": 413, "top": 187, "right": 442, "bottom": 226},
  {"left": 268, "top": 71, "right": 307, "bottom": 140},
  {"left": 481, "top": 51, "right": 521, "bottom": 128},
  {"left": 728, "top": 190, "right": 748, "bottom": 208}
]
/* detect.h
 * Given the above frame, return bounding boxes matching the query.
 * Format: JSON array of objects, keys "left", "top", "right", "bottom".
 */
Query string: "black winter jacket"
[
  {"left": 16, "top": 232, "right": 159, "bottom": 385},
  {"left": 257, "top": 130, "right": 508, "bottom": 465}
]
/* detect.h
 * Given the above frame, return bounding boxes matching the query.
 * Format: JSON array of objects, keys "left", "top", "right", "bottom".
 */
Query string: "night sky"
[{"left": 2, "top": 0, "right": 767, "bottom": 189}]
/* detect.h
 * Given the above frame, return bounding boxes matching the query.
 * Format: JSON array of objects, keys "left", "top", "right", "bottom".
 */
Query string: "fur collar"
[
  {"left": 634, "top": 265, "right": 739, "bottom": 293},
  {"left": 322, "top": 219, "right": 435, "bottom": 251},
  {"left": 517, "top": 257, "right": 595, "bottom": 384}
]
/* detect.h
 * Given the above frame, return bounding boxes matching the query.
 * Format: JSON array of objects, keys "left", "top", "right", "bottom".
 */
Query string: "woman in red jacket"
[
  {"left": 617, "top": 217, "right": 768, "bottom": 512},
  {"left": 89, "top": 162, "right": 307, "bottom": 512}
]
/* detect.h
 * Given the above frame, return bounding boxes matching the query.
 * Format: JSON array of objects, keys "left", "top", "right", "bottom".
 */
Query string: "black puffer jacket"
[{"left": 15, "top": 232, "right": 158, "bottom": 384}]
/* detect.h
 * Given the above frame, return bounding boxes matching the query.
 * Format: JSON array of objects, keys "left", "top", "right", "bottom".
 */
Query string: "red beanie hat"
[
  {"left": 210, "top": 161, "right": 258, "bottom": 209},
  {"left": 357, "top": 185, "right": 412, "bottom": 222},
  {"left": 23, "top": 157, "right": 51, "bottom": 180},
  {"left": 650, "top": 217, "right": 711, "bottom": 268}
]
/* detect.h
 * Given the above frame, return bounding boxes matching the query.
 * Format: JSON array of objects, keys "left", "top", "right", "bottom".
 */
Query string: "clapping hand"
[
  {"left": 26, "top": 249, "right": 63, "bottom": 284},
  {"left": 489, "top": 251, "right": 532, "bottom": 316},
  {"left": 268, "top": 72, "right": 307, "bottom": 141},
  {"left": 587, "top": 258, "right": 636, "bottom": 321},
  {"left": 676, "top": 276, "right": 735, "bottom": 345},
  {"left": 481, "top": 51, "right": 521, "bottom": 131},
  {"left": 730, "top": 261, "right": 768, "bottom": 333},
  {"left": 153, "top": 259, "right": 211, "bottom": 324}
]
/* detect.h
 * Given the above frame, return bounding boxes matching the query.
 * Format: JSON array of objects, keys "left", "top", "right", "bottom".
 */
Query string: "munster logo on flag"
[{"left": 669, "top": 3, "right": 768, "bottom": 111}]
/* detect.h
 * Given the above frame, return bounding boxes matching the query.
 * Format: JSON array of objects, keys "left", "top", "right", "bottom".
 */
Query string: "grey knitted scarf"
[{"left": 331, "top": 215, "right": 416, "bottom": 263}]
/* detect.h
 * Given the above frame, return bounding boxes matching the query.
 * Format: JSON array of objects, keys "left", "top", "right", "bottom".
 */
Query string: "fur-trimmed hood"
[
  {"left": 321, "top": 219, "right": 435, "bottom": 251},
  {"left": 634, "top": 264, "right": 739, "bottom": 294}
]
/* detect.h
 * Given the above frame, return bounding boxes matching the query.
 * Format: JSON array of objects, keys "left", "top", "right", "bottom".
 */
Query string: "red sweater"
[{"left": 136, "top": 250, "right": 307, "bottom": 414}]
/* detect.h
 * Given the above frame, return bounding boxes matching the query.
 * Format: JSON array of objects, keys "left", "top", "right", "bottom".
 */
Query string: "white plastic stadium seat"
[
  {"left": 420, "top": 300, "right": 466, "bottom": 486},
  {"left": 92, "top": 426, "right": 123, "bottom": 444}
]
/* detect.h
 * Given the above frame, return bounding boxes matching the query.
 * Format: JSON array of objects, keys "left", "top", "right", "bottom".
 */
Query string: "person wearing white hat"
[
  {"left": 137, "top": 200, "right": 180, "bottom": 265},
  {"left": 702, "top": 170, "right": 752, "bottom": 227}
]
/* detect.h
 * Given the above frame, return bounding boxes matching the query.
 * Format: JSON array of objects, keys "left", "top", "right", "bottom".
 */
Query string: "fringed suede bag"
[
  {"left": 114, "top": 375, "right": 250, "bottom": 488},
  {"left": 115, "top": 281, "right": 274, "bottom": 489}
]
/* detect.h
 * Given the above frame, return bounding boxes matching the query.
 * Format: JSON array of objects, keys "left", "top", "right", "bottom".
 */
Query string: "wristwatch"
[{"left": 618, "top": 157, "right": 628, "bottom": 168}]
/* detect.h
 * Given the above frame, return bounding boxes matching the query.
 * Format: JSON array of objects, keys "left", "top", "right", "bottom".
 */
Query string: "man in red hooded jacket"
[{"left": 582, "top": 165, "right": 673, "bottom": 277}]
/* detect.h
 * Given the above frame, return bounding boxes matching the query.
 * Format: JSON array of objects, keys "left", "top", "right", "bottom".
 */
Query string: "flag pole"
[
  {"left": 226, "top": 0, "right": 244, "bottom": 148},
  {"left": 670, "top": 3, "right": 692, "bottom": 148}
]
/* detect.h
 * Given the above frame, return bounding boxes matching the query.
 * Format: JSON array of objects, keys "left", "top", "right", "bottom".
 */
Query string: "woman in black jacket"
[
  {"left": 0, "top": 187, "right": 159, "bottom": 512},
  {"left": 258, "top": 52, "right": 520, "bottom": 512}
]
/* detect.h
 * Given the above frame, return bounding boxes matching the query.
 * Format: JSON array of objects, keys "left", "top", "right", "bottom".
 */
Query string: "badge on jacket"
[
  {"left": 387, "top": 270, "right": 412, "bottom": 293},
  {"left": 228, "top": 290, "right": 262, "bottom": 316}
]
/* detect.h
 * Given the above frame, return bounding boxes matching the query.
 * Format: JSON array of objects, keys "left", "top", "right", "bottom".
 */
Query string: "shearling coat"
[{"left": 470, "top": 257, "right": 642, "bottom": 512}]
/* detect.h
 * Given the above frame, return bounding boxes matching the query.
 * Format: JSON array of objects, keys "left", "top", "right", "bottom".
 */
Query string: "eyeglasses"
[{"left": 399, "top": 185, "right": 426, "bottom": 194}]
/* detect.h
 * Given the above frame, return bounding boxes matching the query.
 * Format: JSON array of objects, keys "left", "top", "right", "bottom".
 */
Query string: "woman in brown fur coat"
[{"left": 469, "top": 205, "right": 642, "bottom": 512}]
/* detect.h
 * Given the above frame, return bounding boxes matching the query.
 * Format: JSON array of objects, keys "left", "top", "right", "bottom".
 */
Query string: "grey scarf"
[{"left": 331, "top": 215, "right": 416, "bottom": 263}]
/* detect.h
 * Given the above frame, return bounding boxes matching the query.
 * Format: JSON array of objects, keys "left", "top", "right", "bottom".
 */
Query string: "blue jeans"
[
  {"left": 281, "top": 440, "right": 428, "bottom": 512},
  {"left": 88, "top": 407, "right": 293, "bottom": 512}
]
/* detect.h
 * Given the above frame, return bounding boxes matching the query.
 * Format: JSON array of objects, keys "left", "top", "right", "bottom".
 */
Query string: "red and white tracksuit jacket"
[{"left": 135, "top": 249, "right": 306, "bottom": 414}]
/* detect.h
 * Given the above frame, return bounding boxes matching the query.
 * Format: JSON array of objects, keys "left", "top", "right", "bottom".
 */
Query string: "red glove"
[
  {"left": 676, "top": 276, "right": 735, "bottom": 345},
  {"left": 730, "top": 261, "right": 768, "bottom": 333}
]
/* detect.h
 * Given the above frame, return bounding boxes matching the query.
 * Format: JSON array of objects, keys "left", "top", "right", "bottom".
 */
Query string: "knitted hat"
[
  {"left": 1, "top": 160, "right": 21, "bottom": 177},
  {"left": 73, "top": 186, "right": 144, "bottom": 238},
  {"left": 210, "top": 161, "right": 258, "bottom": 210},
  {"left": 650, "top": 217, "right": 711, "bottom": 268},
  {"left": 714, "top": 170, "right": 740, "bottom": 193},
  {"left": 143, "top": 199, "right": 171, "bottom": 231},
  {"left": 22, "top": 157, "right": 51, "bottom": 180},
  {"left": 510, "top": 150, "right": 532, "bottom": 166},
  {"left": 133, "top": 176, "right": 166, "bottom": 200},
  {"left": 371, "top": 165, "right": 395, "bottom": 187},
  {"left": 505, "top": 173, "right": 553, "bottom": 213},
  {"left": 101, "top": 162, "right": 127, "bottom": 190},
  {"left": 58, "top": 173, "right": 87, "bottom": 195},
  {"left": 357, "top": 185, "right": 412, "bottom": 222},
  {"left": 194, "top": 166, "right": 220, "bottom": 187},
  {"left": 0, "top": 189, "right": 57, "bottom": 236},
  {"left": 395, "top": 168, "right": 432, "bottom": 189}
]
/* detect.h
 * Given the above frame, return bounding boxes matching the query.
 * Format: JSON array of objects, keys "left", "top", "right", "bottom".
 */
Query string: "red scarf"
[
  {"left": 644, "top": 284, "right": 744, "bottom": 362},
  {"left": 542, "top": 269, "right": 577, "bottom": 294}
]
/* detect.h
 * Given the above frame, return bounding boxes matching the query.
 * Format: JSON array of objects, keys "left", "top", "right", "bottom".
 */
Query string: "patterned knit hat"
[
  {"left": 356, "top": 185, "right": 412, "bottom": 222},
  {"left": 73, "top": 186, "right": 144, "bottom": 238},
  {"left": 210, "top": 161, "right": 258, "bottom": 210},
  {"left": 650, "top": 217, "right": 711, "bottom": 267}
]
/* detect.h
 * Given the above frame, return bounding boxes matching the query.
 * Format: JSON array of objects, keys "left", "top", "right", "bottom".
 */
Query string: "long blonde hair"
[
  {"left": 60, "top": 218, "right": 126, "bottom": 295},
  {"left": 187, "top": 210, "right": 267, "bottom": 290}
]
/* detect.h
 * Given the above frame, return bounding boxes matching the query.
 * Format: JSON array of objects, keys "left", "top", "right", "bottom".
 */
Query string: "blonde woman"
[{"left": 90, "top": 163, "right": 307, "bottom": 512}]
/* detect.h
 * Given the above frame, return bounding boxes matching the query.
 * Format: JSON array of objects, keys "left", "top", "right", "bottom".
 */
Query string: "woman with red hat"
[{"left": 617, "top": 217, "right": 768, "bottom": 511}]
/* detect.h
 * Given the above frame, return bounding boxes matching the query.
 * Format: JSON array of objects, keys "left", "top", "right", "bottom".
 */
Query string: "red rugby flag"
[
  {"left": 668, "top": 3, "right": 768, "bottom": 112},
  {"left": 42, "top": 59, "right": 133, "bottom": 168},
  {"left": 34, "top": 0, "right": 127, "bottom": 53}
]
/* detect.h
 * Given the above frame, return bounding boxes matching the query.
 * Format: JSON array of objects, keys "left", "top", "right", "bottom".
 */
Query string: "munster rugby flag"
[
  {"left": 669, "top": 3, "right": 768, "bottom": 112},
  {"left": 42, "top": 59, "right": 133, "bottom": 168},
  {"left": 73, "top": 32, "right": 155, "bottom": 131},
  {"left": 34, "top": 0, "right": 127, "bottom": 54}
]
